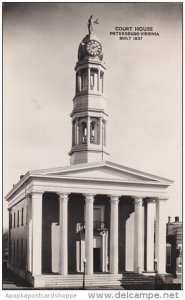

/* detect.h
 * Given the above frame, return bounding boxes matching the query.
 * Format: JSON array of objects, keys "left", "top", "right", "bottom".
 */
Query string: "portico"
[
  {"left": 6, "top": 159, "right": 171, "bottom": 282},
  {"left": 28, "top": 191, "right": 167, "bottom": 277}
]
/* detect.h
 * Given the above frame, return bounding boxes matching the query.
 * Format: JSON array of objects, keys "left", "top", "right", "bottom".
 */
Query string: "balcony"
[{"left": 76, "top": 221, "right": 107, "bottom": 233}]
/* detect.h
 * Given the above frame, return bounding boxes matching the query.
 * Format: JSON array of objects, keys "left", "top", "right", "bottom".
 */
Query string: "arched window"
[
  {"left": 72, "top": 120, "right": 75, "bottom": 146},
  {"left": 81, "top": 122, "right": 87, "bottom": 144},
  {"left": 81, "top": 70, "right": 88, "bottom": 91},
  {"left": 90, "top": 119, "right": 99, "bottom": 144},
  {"left": 90, "top": 69, "right": 98, "bottom": 91},
  {"left": 90, "top": 122, "right": 95, "bottom": 143},
  {"left": 100, "top": 72, "right": 104, "bottom": 93}
]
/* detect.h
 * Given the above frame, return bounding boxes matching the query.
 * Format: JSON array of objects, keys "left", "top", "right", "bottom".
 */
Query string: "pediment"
[
  {"left": 5, "top": 160, "right": 173, "bottom": 201},
  {"left": 50, "top": 166, "right": 155, "bottom": 182},
  {"left": 32, "top": 161, "right": 173, "bottom": 185}
]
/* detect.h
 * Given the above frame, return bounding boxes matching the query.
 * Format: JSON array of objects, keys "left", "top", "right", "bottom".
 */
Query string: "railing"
[
  {"left": 76, "top": 221, "right": 107, "bottom": 233},
  {"left": 93, "top": 221, "right": 107, "bottom": 230}
]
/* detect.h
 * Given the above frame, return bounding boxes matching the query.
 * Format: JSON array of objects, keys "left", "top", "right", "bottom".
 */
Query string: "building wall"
[{"left": 9, "top": 197, "right": 27, "bottom": 271}]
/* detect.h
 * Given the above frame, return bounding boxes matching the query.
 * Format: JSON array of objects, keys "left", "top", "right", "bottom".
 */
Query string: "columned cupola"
[{"left": 69, "top": 16, "right": 109, "bottom": 165}]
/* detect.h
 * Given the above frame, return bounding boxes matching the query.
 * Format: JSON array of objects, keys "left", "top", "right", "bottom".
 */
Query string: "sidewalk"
[{"left": 3, "top": 270, "right": 31, "bottom": 290}]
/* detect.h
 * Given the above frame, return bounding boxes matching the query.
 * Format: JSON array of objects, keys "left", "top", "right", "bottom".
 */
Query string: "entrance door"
[
  {"left": 94, "top": 208, "right": 101, "bottom": 222},
  {"left": 93, "top": 248, "right": 101, "bottom": 272}
]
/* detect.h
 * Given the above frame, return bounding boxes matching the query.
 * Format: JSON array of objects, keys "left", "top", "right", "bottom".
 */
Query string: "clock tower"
[{"left": 69, "top": 16, "right": 109, "bottom": 165}]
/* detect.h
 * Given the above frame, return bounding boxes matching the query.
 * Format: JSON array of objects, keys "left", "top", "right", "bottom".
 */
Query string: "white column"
[
  {"left": 84, "top": 194, "right": 95, "bottom": 275},
  {"left": 133, "top": 197, "right": 144, "bottom": 273},
  {"left": 59, "top": 193, "right": 69, "bottom": 275},
  {"left": 146, "top": 200, "right": 155, "bottom": 272},
  {"left": 26, "top": 194, "right": 32, "bottom": 273},
  {"left": 97, "top": 69, "right": 100, "bottom": 91},
  {"left": 110, "top": 195, "right": 119, "bottom": 274},
  {"left": 87, "top": 115, "right": 90, "bottom": 145},
  {"left": 32, "top": 192, "right": 43, "bottom": 275},
  {"left": 155, "top": 199, "right": 167, "bottom": 273},
  {"left": 88, "top": 67, "right": 91, "bottom": 91},
  {"left": 103, "top": 121, "right": 106, "bottom": 146},
  {"left": 76, "top": 119, "right": 79, "bottom": 145},
  {"left": 100, "top": 117, "right": 103, "bottom": 146}
]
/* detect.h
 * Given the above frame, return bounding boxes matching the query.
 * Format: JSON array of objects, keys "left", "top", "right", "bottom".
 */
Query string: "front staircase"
[
  {"left": 122, "top": 272, "right": 162, "bottom": 286},
  {"left": 33, "top": 272, "right": 162, "bottom": 288}
]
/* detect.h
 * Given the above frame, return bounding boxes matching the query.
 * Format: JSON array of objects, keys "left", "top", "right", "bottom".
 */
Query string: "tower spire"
[{"left": 69, "top": 19, "right": 109, "bottom": 165}]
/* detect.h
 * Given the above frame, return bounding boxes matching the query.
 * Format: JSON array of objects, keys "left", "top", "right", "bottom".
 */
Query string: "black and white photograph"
[{"left": 2, "top": 1, "right": 182, "bottom": 294}]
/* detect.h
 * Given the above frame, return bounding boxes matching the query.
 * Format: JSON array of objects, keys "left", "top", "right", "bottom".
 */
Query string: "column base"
[
  {"left": 133, "top": 267, "right": 143, "bottom": 274},
  {"left": 142, "top": 271, "right": 155, "bottom": 276}
]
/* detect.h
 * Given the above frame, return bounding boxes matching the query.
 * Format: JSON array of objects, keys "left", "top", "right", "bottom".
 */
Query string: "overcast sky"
[{"left": 3, "top": 2, "right": 182, "bottom": 227}]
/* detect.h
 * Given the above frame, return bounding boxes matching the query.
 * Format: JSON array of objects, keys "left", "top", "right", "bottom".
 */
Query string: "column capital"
[
  {"left": 146, "top": 198, "right": 156, "bottom": 204},
  {"left": 83, "top": 193, "right": 95, "bottom": 204},
  {"left": 26, "top": 193, "right": 32, "bottom": 200},
  {"left": 133, "top": 196, "right": 143, "bottom": 204},
  {"left": 30, "top": 191, "right": 43, "bottom": 199},
  {"left": 110, "top": 195, "right": 120, "bottom": 204},
  {"left": 155, "top": 197, "right": 168, "bottom": 202},
  {"left": 58, "top": 193, "right": 69, "bottom": 202}
]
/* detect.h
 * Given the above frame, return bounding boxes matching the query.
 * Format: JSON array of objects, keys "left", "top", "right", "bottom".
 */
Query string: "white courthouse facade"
[{"left": 5, "top": 19, "right": 173, "bottom": 288}]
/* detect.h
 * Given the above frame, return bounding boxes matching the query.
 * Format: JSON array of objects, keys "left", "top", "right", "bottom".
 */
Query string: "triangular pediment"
[
  {"left": 5, "top": 160, "right": 173, "bottom": 201},
  {"left": 50, "top": 166, "right": 155, "bottom": 182},
  {"left": 31, "top": 161, "right": 173, "bottom": 185}
]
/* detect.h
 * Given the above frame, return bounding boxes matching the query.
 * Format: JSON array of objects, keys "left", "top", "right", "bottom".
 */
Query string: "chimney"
[
  {"left": 175, "top": 216, "right": 179, "bottom": 222},
  {"left": 168, "top": 216, "right": 171, "bottom": 223},
  {"left": 20, "top": 175, "right": 24, "bottom": 180}
]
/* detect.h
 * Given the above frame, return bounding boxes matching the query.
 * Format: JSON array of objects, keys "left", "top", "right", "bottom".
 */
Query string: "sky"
[{"left": 3, "top": 2, "right": 182, "bottom": 228}]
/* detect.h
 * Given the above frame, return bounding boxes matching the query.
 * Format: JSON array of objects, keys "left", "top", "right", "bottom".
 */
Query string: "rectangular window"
[
  {"left": 21, "top": 207, "right": 24, "bottom": 226},
  {"left": 82, "top": 73, "right": 88, "bottom": 90},
  {"left": 10, "top": 212, "right": 12, "bottom": 229},
  {"left": 17, "top": 210, "right": 19, "bottom": 227},
  {"left": 14, "top": 212, "right": 16, "bottom": 228}
]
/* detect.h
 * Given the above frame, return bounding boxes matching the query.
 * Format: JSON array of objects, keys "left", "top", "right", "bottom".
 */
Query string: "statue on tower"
[{"left": 88, "top": 15, "right": 99, "bottom": 34}]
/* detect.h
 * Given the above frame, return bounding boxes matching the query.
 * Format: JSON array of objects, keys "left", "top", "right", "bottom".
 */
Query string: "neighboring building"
[
  {"left": 5, "top": 17, "right": 173, "bottom": 288},
  {"left": 166, "top": 217, "right": 182, "bottom": 278}
]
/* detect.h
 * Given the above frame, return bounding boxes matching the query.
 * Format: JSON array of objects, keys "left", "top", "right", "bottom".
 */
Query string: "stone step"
[{"left": 34, "top": 273, "right": 159, "bottom": 288}]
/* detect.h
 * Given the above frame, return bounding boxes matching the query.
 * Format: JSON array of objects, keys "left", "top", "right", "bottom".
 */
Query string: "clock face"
[{"left": 86, "top": 40, "right": 102, "bottom": 56}]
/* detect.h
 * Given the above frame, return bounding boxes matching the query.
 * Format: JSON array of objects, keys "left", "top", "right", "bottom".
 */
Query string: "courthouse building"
[{"left": 5, "top": 19, "right": 173, "bottom": 288}]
